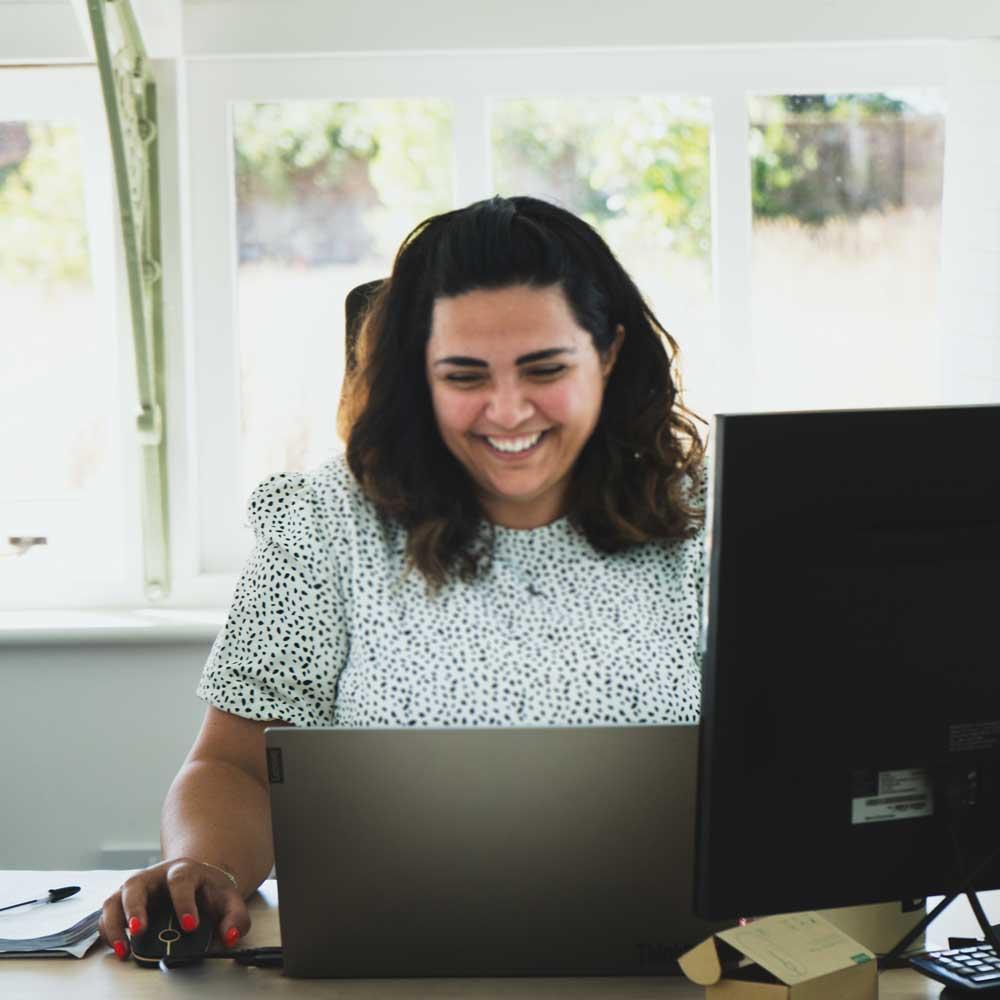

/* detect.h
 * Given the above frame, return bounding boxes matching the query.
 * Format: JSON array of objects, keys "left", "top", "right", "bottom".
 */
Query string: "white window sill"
[{"left": 0, "top": 608, "right": 226, "bottom": 646}]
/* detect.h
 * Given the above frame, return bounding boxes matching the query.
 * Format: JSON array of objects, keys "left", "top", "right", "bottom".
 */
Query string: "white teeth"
[{"left": 485, "top": 431, "right": 543, "bottom": 453}]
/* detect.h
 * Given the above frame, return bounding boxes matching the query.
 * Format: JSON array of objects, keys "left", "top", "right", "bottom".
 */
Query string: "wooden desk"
[{"left": 2, "top": 873, "right": 992, "bottom": 999}]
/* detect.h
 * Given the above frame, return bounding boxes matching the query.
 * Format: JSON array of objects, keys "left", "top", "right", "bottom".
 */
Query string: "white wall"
[
  {"left": 0, "top": 640, "right": 210, "bottom": 868},
  {"left": 179, "top": 0, "right": 1000, "bottom": 56},
  {"left": 1, "top": 0, "right": 999, "bottom": 62}
]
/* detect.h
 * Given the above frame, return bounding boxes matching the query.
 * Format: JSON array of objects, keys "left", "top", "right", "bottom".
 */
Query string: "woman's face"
[{"left": 426, "top": 284, "right": 622, "bottom": 529}]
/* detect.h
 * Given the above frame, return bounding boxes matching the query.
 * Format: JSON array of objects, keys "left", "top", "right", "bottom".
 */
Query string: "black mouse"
[{"left": 130, "top": 896, "right": 215, "bottom": 968}]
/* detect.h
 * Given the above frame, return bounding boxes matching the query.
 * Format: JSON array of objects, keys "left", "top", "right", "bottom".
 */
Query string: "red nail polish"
[
  {"left": 224, "top": 926, "right": 240, "bottom": 946},
  {"left": 180, "top": 913, "right": 197, "bottom": 932},
  {"left": 113, "top": 939, "right": 127, "bottom": 959},
  {"left": 128, "top": 916, "right": 142, "bottom": 935}
]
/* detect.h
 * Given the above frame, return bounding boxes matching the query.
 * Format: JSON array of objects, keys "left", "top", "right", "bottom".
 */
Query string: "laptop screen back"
[{"left": 266, "top": 724, "right": 723, "bottom": 978}]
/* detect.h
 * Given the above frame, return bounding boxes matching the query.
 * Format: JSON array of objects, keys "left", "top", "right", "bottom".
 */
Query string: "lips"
[{"left": 479, "top": 429, "right": 550, "bottom": 457}]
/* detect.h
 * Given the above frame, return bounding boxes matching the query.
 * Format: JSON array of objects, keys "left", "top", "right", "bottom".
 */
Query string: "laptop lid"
[{"left": 266, "top": 724, "right": 729, "bottom": 978}]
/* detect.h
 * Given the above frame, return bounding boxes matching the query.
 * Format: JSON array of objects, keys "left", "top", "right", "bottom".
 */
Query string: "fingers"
[
  {"left": 99, "top": 868, "right": 154, "bottom": 961},
  {"left": 203, "top": 881, "right": 252, "bottom": 949},
  {"left": 98, "top": 890, "right": 130, "bottom": 960},
  {"left": 164, "top": 862, "right": 203, "bottom": 932},
  {"left": 120, "top": 873, "right": 151, "bottom": 939}
]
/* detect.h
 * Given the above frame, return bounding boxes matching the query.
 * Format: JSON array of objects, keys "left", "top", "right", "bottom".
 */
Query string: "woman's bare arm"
[
  {"left": 161, "top": 706, "right": 285, "bottom": 894},
  {"left": 99, "top": 706, "right": 289, "bottom": 958}
]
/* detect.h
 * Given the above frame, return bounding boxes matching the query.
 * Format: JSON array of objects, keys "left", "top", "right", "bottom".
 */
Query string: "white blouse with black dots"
[{"left": 196, "top": 454, "right": 707, "bottom": 728}]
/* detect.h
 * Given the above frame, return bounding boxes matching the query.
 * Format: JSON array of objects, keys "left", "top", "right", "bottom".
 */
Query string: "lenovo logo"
[{"left": 266, "top": 747, "right": 284, "bottom": 784}]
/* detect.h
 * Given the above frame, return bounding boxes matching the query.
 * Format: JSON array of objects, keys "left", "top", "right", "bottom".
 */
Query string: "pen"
[{"left": 0, "top": 886, "right": 81, "bottom": 913}]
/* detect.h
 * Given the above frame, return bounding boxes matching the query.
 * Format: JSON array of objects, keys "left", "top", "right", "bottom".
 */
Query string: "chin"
[{"left": 486, "top": 475, "right": 547, "bottom": 499}]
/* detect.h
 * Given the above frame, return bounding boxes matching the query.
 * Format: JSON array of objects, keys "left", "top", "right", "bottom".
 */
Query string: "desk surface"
[{"left": 2, "top": 872, "right": 994, "bottom": 999}]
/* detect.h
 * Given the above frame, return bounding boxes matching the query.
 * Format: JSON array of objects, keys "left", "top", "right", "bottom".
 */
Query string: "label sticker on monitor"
[
  {"left": 850, "top": 768, "right": 934, "bottom": 825},
  {"left": 948, "top": 721, "right": 1000, "bottom": 753}
]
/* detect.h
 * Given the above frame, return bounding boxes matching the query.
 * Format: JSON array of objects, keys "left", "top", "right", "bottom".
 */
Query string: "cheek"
[
  {"left": 431, "top": 387, "right": 481, "bottom": 435},
  {"left": 542, "top": 379, "right": 602, "bottom": 426}
]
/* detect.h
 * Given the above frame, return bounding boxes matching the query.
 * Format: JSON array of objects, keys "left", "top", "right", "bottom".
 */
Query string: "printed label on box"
[{"left": 718, "top": 912, "right": 875, "bottom": 987}]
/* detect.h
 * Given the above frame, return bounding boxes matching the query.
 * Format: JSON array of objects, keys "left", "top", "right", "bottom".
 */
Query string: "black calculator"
[{"left": 910, "top": 945, "right": 1000, "bottom": 991}]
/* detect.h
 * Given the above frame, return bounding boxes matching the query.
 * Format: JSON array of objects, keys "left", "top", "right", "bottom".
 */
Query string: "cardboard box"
[
  {"left": 679, "top": 911, "right": 878, "bottom": 999},
  {"left": 818, "top": 900, "right": 925, "bottom": 956}
]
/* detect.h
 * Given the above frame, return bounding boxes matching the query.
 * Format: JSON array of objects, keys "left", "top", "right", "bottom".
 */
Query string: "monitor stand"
[{"left": 882, "top": 889, "right": 1000, "bottom": 968}]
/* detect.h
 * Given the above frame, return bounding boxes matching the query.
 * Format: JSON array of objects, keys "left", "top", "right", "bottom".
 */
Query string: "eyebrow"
[{"left": 433, "top": 347, "right": 576, "bottom": 368}]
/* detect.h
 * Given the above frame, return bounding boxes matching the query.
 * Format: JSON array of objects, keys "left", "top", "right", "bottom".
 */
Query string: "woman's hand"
[{"left": 98, "top": 858, "right": 251, "bottom": 960}]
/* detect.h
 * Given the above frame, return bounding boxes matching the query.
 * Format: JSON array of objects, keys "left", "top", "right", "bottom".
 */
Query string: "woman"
[{"left": 99, "top": 194, "right": 707, "bottom": 957}]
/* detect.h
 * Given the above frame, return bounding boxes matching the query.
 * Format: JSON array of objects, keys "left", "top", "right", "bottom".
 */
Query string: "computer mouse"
[{"left": 129, "top": 895, "right": 215, "bottom": 968}]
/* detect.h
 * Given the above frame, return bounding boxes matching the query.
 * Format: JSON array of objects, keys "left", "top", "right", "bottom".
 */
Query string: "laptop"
[{"left": 265, "top": 723, "right": 730, "bottom": 978}]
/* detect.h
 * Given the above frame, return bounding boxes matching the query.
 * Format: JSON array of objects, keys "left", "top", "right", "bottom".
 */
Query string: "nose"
[{"left": 485, "top": 379, "right": 534, "bottom": 429}]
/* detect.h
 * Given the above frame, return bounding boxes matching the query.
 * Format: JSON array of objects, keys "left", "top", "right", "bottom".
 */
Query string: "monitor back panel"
[
  {"left": 697, "top": 404, "right": 1000, "bottom": 918},
  {"left": 266, "top": 724, "right": 726, "bottom": 978}
]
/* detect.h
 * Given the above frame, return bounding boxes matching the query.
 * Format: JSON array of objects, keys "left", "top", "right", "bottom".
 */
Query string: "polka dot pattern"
[{"left": 197, "top": 454, "right": 707, "bottom": 727}]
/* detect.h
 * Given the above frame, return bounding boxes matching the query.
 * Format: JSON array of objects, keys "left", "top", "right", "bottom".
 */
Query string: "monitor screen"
[{"left": 694, "top": 404, "right": 1000, "bottom": 921}]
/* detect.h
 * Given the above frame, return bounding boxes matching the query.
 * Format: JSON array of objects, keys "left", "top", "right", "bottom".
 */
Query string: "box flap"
[
  {"left": 678, "top": 935, "right": 724, "bottom": 985},
  {"left": 717, "top": 912, "right": 875, "bottom": 986},
  {"left": 817, "top": 900, "right": 925, "bottom": 955}
]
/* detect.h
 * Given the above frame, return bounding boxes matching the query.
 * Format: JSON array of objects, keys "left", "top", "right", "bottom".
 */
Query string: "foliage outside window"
[
  {"left": 233, "top": 101, "right": 453, "bottom": 265},
  {"left": 749, "top": 93, "right": 944, "bottom": 224},
  {"left": 491, "top": 97, "right": 712, "bottom": 262},
  {"left": 0, "top": 123, "right": 90, "bottom": 282}
]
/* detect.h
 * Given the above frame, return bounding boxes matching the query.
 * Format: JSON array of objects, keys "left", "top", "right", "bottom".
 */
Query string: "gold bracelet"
[{"left": 200, "top": 861, "right": 239, "bottom": 892}]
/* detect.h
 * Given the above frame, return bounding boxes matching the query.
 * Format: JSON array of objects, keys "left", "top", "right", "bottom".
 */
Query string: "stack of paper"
[
  {"left": 0, "top": 870, "right": 135, "bottom": 959},
  {"left": 0, "top": 911, "right": 100, "bottom": 958}
]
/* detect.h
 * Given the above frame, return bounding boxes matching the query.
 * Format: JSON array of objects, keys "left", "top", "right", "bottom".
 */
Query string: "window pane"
[
  {"left": 233, "top": 100, "right": 454, "bottom": 500},
  {"left": 491, "top": 97, "right": 715, "bottom": 422},
  {"left": 0, "top": 121, "right": 124, "bottom": 579},
  {"left": 749, "top": 91, "right": 946, "bottom": 411}
]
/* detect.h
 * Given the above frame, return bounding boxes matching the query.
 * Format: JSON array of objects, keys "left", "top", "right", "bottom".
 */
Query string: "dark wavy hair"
[{"left": 340, "top": 195, "right": 706, "bottom": 589}]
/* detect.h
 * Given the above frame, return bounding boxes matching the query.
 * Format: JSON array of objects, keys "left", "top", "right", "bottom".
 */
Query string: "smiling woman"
[{"left": 341, "top": 195, "right": 705, "bottom": 588}]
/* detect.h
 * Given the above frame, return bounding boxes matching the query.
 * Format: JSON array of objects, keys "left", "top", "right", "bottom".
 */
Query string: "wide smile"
[{"left": 477, "top": 429, "right": 550, "bottom": 459}]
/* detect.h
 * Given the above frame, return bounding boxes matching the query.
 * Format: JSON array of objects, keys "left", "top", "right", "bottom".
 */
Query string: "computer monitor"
[{"left": 694, "top": 404, "right": 1000, "bottom": 923}]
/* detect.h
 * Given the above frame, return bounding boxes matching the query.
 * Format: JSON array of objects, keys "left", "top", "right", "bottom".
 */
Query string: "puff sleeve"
[{"left": 196, "top": 472, "right": 348, "bottom": 726}]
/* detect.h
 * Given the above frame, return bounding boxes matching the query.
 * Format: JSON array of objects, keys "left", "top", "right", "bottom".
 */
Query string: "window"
[
  {"left": 181, "top": 46, "right": 955, "bottom": 584},
  {"left": 749, "top": 91, "right": 946, "bottom": 411},
  {"left": 0, "top": 67, "right": 132, "bottom": 608},
  {"left": 1, "top": 44, "right": 969, "bottom": 608},
  {"left": 233, "top": 99, "right": 453, "bottom": 502}
]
